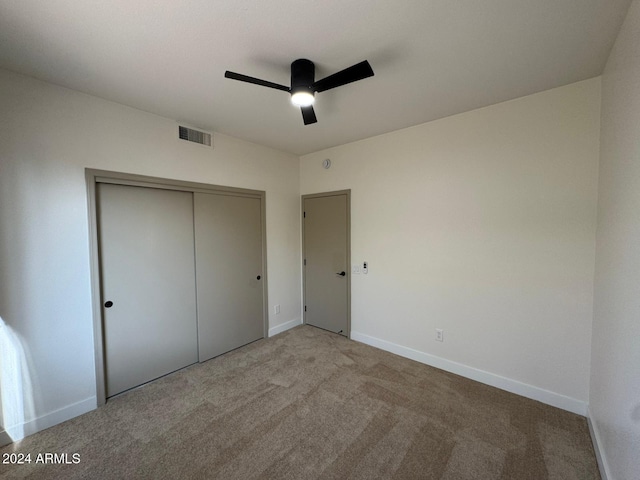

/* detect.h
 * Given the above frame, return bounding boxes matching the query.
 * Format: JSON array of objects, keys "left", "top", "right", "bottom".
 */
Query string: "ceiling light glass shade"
[{"left": 291, "top": 91, "right": 315, "bottom": 107}]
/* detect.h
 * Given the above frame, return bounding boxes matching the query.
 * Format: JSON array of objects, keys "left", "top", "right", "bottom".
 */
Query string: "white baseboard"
[
  {"left": 269, "top": 317, "right": 302, "bottom": 337},
  {"left": 587, "top": 408, "right": 610, "bottom": 480},
  {"left": 350, "top": 331, "right": 587, "bottom": 416},
  {"left": 7, "top": 396, "right": 97, "bottom": 442}
]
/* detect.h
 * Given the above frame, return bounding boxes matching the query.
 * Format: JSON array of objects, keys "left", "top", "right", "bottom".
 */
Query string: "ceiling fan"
[{"left": 224, "top": 59, "right": 374, "bottom": 125}]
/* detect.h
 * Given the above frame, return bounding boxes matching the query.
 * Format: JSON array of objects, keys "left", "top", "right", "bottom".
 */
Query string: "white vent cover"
[{"left": 178, "top": 126, "right": 212, "bottom": 146}]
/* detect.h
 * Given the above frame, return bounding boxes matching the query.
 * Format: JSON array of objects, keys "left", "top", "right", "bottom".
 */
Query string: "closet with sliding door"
[{"left": 88, "top": 170, "right": 266, "bottom": 400}]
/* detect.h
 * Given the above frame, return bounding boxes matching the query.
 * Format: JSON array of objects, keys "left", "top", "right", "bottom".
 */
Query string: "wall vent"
[{"left": 178, "top": 126, "right": 212, "bottom": 147}]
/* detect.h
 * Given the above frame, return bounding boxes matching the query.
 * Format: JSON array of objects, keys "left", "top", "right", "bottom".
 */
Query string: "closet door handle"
[
  {"left": 256, "top": 275, "right": 261, "bottom": 280},
  {"left": 336, "top": 271, "right": 346, "bottom": 277}
]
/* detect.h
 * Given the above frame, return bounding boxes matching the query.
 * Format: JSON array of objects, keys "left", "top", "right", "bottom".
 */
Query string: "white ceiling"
[{"left": 0, "top": 1, "right": 632, "bottom": 155}]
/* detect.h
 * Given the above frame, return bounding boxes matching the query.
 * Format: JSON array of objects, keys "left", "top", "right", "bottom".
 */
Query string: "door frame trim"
[
  {"left": 85, "top": 169, "right": 268, "bottom": 405},
  {"left": 301, "top": 190, "right": 351, "bottom": 338}
]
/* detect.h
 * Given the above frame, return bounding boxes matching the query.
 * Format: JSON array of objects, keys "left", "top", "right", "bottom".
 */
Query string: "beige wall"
[
  {"left": 0, "top": 68, "right": 301, "bottom": 435},
  {"left": 301, "top": 78, "right": 601, "bottom": 412},
  {"left": 591, "top": 1, "right": 640, "bottom": 478}
]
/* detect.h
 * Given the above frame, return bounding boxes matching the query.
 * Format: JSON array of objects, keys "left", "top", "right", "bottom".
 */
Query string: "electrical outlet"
[
  {"left": 435, "top": 329, "right": 444, "bottom": 342},
  {"left": 352, "top": 265, "right": 361, "bottom": 274},
  {"left": 274, "top": 304, "right": 280, "bottom": 314}
]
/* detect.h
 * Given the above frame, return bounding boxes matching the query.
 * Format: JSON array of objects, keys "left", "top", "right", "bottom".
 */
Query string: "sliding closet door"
[
  {"left": 194, "top": 193, "right": 264, "bottom": 362},
  {"left": 97, "top": 183, "right": 198, "bottom": 397}
]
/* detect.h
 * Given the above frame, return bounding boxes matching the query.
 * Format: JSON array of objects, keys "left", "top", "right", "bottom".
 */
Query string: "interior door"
[
  {"left": 97, "top": 183, "right": 198, "bottom": 397},
  {"left": 303, "top": 192, "right": 350, "bottom": 336},
  {"left": 194, "top": 193, "right": 264, "bottom": 362}
]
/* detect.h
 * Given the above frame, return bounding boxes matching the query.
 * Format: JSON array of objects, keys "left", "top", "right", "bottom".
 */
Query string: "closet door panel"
[
  {"left": 194, "top": 193, "right": 264, "bottom": 362},
  {"left": 97, "top": 184, "right": 198, "bottom": 397}
]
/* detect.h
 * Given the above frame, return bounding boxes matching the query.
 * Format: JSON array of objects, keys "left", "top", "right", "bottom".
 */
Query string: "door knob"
[
  {"left": 104, "top": 301, "right": 113, "bottom": 308},
  {"left": 336, "top": 271, "right": 346, "bottom": 277},
  {"left": 257, "top": 275, "right": 261, "bottom": 280}
]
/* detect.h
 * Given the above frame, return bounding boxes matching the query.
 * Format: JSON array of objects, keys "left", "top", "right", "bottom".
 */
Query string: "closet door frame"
[{"left": 85, "top": 169, "right": 268, "bottom": 406}]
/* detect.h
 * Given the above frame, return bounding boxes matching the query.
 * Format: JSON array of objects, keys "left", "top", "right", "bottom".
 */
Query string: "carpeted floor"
[{"left": 1, "top": 325, "right": 599, "bottom": 479}]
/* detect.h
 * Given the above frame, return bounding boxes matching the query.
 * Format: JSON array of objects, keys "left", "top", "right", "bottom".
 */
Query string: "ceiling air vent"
[{"left": 178, "top": 125, "right": 212, "bottom": 147}]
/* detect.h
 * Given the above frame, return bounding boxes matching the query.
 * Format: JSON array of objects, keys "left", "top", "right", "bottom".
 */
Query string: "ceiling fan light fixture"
[
  {"left": 225, "top": 58, "right": 373, "bottom": 125},
  {"left": 291, "top": 90, "right": 315, "bottom": 107}
]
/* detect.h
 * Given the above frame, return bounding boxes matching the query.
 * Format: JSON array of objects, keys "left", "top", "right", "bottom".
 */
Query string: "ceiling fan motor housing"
[{"left": 291, "top": 59, "right": 315, "bottom": 97}]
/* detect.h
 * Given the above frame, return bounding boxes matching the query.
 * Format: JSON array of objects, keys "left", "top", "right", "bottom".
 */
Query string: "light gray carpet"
[{"left": 1, "top": 325, "right": 599, "bottom": 479}]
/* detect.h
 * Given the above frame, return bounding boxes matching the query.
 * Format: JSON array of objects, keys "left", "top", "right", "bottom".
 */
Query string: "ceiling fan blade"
[
  {"left": 224, "top": 71, "right": 290, "bottom": 92},
  {"left": 312, "top": 60, "right": 374, "bottom": 93},
  {"left": 301, "top": 105, "right": 317, "bottom": 125}
]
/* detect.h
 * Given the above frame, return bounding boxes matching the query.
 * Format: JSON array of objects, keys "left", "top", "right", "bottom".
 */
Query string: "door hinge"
[
  {"left": 304, "top": 258, "right": 306, "bottom": 266},
  {"left": 304, "top": 305, "right": 307, "bottom": 312},
  {"left": 303, "top": 211, "right": 306, "bottom": 218}
]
